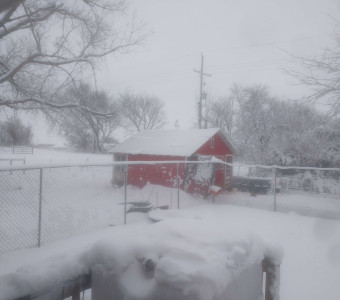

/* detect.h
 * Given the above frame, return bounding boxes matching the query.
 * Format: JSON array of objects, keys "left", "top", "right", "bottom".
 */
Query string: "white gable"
[{"left": 112, "top": 128, "right": 221, "bottom": 157}]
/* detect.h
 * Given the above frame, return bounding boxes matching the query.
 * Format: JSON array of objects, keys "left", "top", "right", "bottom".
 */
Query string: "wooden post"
[
  {"left": 262, "top": 257, "right": 280, "bottom": 300},
  {"left": 71, "top": 285, "right": 80, "bottom": 300}
]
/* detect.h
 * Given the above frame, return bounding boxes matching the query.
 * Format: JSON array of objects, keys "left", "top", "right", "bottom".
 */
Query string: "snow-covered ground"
[
  {"left": 0, "top": 147, "right": 113, "bottom": 166},
  {"left": 0, "top": 205, "right": 339, "bottom": 300},
  {"left": 218, "top": 190, "right": 340, "bottom": 220},
  {"left": 1, "top": 148, "right": 340, "bottom": 299},
  {"left": 0, "top": 166, "right": 204, "bottom": 253},
  {"left": 1, "top": 147, "right": 340, "bottom": 253}
]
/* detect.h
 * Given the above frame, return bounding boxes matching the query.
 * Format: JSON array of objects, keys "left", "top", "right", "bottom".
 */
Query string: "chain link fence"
[
  {"left": 0, "top": 164, "right": 125, "bottom": 254},
  {"left": 0, "top": 168, "right": 40, "bottom": 253},
  {"left": 1, "top": 161, "right": 340, "bottom": 254},
  {"left": 230, "top": 164, "right": 340, "bottom": 217}
]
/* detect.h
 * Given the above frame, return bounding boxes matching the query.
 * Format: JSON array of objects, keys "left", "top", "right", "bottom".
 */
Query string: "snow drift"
[
  {"left": 89, "top": 218, "right": 281, "bottom": 300},
  {"left": 0, "top": 218, "right": 282, "bottom": 300}
]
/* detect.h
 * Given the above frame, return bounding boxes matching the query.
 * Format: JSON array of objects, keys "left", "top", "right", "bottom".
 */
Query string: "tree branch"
[{"left": 0, "top": 96, "right": 117, "bottom": 117}]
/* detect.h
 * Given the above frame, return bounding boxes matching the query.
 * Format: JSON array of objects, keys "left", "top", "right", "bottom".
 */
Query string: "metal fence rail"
[{"left": 1, "top": 161, "right": 339, "bottom": 254}]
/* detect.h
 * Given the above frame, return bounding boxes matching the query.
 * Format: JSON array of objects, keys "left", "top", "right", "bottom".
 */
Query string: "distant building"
[{"left": 112, "top": 128, "right": 235, "bottom": 195}]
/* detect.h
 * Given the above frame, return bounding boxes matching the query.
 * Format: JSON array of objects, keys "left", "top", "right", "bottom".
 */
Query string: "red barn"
[{"left": 112, "top": 128, "right": 234, "bottom": 195}]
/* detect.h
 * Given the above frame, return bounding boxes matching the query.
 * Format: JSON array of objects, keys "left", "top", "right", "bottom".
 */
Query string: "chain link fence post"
[
  {"left": 273, "top": 167, "right": 277, "bottom": 212},
  {"left": 38, "top": 168, "right": 43, "bottom": 247},
  {"left": 177, "top": 163, "right": 180, "bottom": 209}
]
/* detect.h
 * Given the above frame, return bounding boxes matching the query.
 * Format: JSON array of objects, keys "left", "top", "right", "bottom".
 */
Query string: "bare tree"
[
  {"left": 0, "top": 0, "right": 146, "bottom": 117},
  {"left": 119, "top": 92, "right": 166, "bottom": 132},
  {"left": 289, "top": 30, "right": 340, "bottom": 116},
  {"left": 59, "top": 83, "right": 119, "bottom": 152},
  {"left": 61, "top": 115, "right": 93, "bottom": 152},
  {"left": 204, "top": 94, "right": 235, "bottom": 139}
]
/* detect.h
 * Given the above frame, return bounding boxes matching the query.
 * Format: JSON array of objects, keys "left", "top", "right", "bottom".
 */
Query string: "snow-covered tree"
[
  {"left": 232, "top": 85, "right": 277, "bottom": 164},
  {"left": 269, "top": 103, "right": 330, "bottom": 167},
  {"left": 209, "top": 84, "right": 338, "bottom": 167}
]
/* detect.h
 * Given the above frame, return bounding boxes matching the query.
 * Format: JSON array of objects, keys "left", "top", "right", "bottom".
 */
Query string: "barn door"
[{"left": 213, "top": 155, "right": 225, "bottom": 189}]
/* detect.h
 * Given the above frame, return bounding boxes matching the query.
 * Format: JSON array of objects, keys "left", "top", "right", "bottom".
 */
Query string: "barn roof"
[{"left": 112, "top": 128, "right": 234, "bottom": 157}]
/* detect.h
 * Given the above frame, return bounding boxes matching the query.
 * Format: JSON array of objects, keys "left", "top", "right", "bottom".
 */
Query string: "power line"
[
  {"left": 110, "top": 57, "right": 288, "bottom": 87},
  {"left": 108, "top": 34, "right": 329, "bottom": 72}
]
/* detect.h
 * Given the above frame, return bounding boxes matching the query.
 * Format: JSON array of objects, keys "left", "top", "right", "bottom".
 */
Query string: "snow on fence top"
[
  {"left": 1, "top": 160, "right": 339, "bottom": 173},
  {"left": 111, "top": 128, "right": 223, "bottom": 156}
]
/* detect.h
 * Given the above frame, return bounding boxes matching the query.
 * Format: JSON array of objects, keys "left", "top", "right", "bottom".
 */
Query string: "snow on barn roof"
[{"left": 113, "top": 128, "right": 233, "bottom": 157}]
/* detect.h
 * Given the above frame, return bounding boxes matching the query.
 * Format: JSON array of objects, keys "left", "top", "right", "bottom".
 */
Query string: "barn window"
[{"left": 210, "top": 138, "right": 214, "bottom": 148}]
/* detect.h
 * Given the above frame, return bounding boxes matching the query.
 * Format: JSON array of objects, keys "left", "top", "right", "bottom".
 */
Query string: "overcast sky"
[
  {"left": 33, "top": 0, "right": 340, "bottom": 143},
  {"left": 94, "top": 0, "right": 340, "bottom": 131}
]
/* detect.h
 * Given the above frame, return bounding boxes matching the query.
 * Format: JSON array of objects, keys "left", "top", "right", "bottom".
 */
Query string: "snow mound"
[
  {"left": 0, "top": 252, "right": 88, "bottom": 299},
  {"left": 148, "top": 208, "right": 190, "bottom": 222},
  {"left": 89, "top": 219, "right": 275, "bottom": 300},
  {"left": 0, "top": 218, "right": 282, "bottom": 300}
]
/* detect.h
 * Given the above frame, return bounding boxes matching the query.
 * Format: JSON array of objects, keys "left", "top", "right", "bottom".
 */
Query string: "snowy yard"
[
  {"left": 0, "top": 147, "right": 201, "bottom": 253},
  {"left": 218, "top": 190, "right": 340, "bottom": 220},
  {"left": 0, "top": 147, "right": 113, "bottom": 166},
  {"left": 2, "top": 160, "right": 340, "bottom": 254},
  {"left": 2, "top": 0, "right": 340, "bottom": 298},
  {"left": 0, "top": 205, "right": 340, "bottom": 300}
]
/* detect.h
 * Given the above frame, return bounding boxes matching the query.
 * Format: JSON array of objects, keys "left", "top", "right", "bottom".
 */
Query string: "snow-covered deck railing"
[
  {"left": 7, "top": 218, "right": 281, "bottom": 300},
  {"left": 89, "top": 219, "right": 282, "bottom": 300},
  {"left": 10, "top": 257, "right": 280, "bottom": 300},
  {"left": 9, "top": 257, "right": 280, "bottom": 300},
  {"left": 12, "top": 273, "right": 91, "bottom": 300},
  {"left": 262, "top": 256, "right": 281, "bottom": 300}
]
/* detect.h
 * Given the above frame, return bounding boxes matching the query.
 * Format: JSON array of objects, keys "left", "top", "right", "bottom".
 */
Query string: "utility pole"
[{"left": 194, "top": 54, "right": 211, "bottom": 129}]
